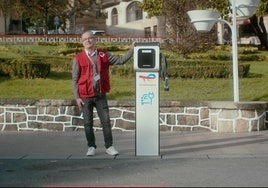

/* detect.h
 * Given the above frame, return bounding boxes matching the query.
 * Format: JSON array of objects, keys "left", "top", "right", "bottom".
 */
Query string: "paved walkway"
[
  {"left": 1, "top": 131, "right": 268, "bottom": 159},
  {"left": 1, "top": 131, "right": 268, "bottom": 187}
]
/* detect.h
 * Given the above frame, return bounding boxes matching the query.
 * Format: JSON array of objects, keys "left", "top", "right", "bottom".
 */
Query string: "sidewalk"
[
  {"left": 1, "top": 130, "right": 268, "bottom": 187},
  {"left": 1, "top": 130, "right": 268, "bottom": 159}
]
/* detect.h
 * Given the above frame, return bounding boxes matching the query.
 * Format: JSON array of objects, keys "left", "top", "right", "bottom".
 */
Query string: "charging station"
[{"left": 134, "top": 42, "right": 160, "bottom": 156}]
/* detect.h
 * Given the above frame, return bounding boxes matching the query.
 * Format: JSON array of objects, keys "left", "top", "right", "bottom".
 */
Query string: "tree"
[
  {"left": 64, "top": 0, "right": 95, "bottom": 34},
  {"left": 0, "top": 0, "right": 12, "bottom": 34},
  {"left": 21, "top": 0, "right": 72, "bottom": 34},
  {"left": 139, "top": 0, "right": 268, "bottom": 52},
  {"left": 1, "top": 0, "right": 96, "bottom": 34},
  {"left": 0, "top": 0, "right": 28, "bottom": 34},
  {"left": 27, "top": 0, "right": 96, "bottom": 34},
  {"left": 137, "top": 0, "right": 164, "bottom": 17},
  {"left": 139, "top": 0, "right": 218, "bottom": 57}
]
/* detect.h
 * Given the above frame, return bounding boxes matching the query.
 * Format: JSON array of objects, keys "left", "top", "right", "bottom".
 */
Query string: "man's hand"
[{"left": 76, "top": 98, "right": 84, "bottom": 111}]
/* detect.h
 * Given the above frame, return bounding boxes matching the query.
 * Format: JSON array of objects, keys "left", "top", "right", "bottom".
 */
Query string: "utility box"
[{"left": 134, "top": 42, "right": 160, "bottom": 156}]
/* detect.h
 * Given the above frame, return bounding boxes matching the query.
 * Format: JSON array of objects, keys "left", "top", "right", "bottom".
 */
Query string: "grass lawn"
[{"left": 0, "top": 43, "right": 268, "bottom": 101}]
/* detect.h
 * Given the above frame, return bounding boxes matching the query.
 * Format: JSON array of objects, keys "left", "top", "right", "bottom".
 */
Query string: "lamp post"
[
  {"left": 187, "top": 0, "right": 259, "bottom": 102},
  {"left": 231, "top": 0, "right": 239, "bottom": 102}
]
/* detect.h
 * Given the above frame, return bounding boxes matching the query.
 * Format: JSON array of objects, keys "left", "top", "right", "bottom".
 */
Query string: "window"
[
  {"left": 126, "top": 2, "right": 143, "bottom": 22},
  {"left": 111, "top": 8, "right": 118, "bottom": 25},
  {"left": 153, "top": 25, "right": 157, "bottom": 37},
  {"left": 144, "top": 27, "right": 151, "bottom": 37}
]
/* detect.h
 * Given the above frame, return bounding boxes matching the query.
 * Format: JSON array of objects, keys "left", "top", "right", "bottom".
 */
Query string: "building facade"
[
  {"left": 102, "top": 0, "right": 166, "bottom": 37},
  {"left": 0, "top": 0, "right": 163, "bottom": 37}
]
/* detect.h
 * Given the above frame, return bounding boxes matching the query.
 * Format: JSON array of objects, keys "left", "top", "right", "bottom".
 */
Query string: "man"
[{"left": 72, "top": 31, "right": 134, "bottom": 156}]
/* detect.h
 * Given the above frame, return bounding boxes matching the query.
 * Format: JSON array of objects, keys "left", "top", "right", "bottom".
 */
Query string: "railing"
[{"left": 0, "top": 34, "right": 165, "bottom": 44}]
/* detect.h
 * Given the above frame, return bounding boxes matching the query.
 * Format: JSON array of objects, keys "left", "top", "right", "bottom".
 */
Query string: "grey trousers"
[{"left": 82, "top": 94, "right": 113, "bottom": 149}]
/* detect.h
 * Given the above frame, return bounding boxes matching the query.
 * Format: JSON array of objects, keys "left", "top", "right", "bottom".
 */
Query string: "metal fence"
[{"left": 0, "top": 34, "right": 165, "bottom": 44}]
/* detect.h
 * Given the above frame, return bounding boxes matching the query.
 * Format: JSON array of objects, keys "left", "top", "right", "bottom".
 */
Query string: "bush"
[
  {"left": 9, "top": 58, "right": 50, "bottom": 79},
  {"left": 239, "top": 54, "right": 266, "bottom": 61},
  {"left": 0, "top": 43, "right": 256, "bottom": 80},
  {"left": 24, "top": 56, "right": 72, "bottom": 72},
  {"left": 110, "top": 63, "right": 134, "bottom": 78},
  {"left": 0, "top": 58, "right": 14, "bottom": 76},
  {"left": 38, "top": 42, "right": 61, "bottom": 46},
  {"left": 167, "top": 60, "right": 250, "bottom": 79},
  {"left": 188, "top": 46, "right": 266, "bottom": 62},
  {"left": 65, "top": 42, "right": 83, "bottom": 48}
]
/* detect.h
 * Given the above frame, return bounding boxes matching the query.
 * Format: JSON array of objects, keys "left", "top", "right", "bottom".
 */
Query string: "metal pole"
[{"left": 231, "top": 0, "right": 239, "bottom": 102}]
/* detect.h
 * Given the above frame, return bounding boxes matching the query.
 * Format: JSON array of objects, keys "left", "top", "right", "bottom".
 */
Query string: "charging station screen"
[{"left": 137, "top": 49, "right": 155, "bottom": 69}]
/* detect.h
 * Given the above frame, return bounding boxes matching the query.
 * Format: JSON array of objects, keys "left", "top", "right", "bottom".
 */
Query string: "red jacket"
[{"left": 75, "top": 50, "right": 110, "bottom": 98}]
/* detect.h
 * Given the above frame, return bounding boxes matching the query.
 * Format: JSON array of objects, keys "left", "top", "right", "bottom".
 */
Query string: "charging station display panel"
[
  {"left": 134, "top": 42, "right": 160, "bottom": 71},
  {"left": 137, "top": 49, "right": 155, "bottom": 69}
]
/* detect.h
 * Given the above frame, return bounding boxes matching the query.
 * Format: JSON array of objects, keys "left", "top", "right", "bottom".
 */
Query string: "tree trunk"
[{"left": 4, "top": 16, "right": 7, "bottom": 34}]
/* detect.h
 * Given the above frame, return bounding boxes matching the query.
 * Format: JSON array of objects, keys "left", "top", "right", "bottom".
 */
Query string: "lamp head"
[
  {"left": 229, "top": 0, "right": 260, "bottom": 18},
  {"left": 187, "top": 10, "right": 220, "bottom": 32}
]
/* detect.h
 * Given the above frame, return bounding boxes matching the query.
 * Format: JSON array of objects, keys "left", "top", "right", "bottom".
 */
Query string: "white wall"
[{"left": 105, "top": 1, "right": 162, "bottom": 37}]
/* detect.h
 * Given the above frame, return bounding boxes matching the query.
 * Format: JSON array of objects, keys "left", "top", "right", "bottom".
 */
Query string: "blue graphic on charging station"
[
  {"left": 139, "top": 73, "right": 156, "bottom": 82},
  {"left": 141, "top": 92, "right": 154, "bottom": 105}
]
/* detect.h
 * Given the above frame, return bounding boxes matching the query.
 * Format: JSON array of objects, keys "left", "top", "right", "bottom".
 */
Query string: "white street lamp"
[{"left": 187, "top": 0, "right": 260, "bottom": 102}]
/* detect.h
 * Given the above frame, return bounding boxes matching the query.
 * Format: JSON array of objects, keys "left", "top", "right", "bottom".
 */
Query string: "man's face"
[{"left": 81, "top": 32, "right": 95, "bottom": 49}]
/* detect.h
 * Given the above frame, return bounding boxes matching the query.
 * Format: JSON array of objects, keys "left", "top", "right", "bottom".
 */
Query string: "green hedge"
[
  {"left": 9, "top": 59, "right": 50, "bottom": 79},
  {"left": 110, "top": 63, "right": 134, "bottom": 78},
  {"left": 0, "top": 44, "right": 257, "bottom": 80},
  {"left": 109, "top": 58, "right": 251, "bottom": 79},
  {"left": 57, "top": 43, "right": 128, "bottom": 57},
  {"left": 0, "top": 58, "right": 14, "bottom": 76},
  {"left": 168, "top": 61, "right": 250, "bottom": 79},
  {"left": 188, "top": 52, "right": 266, "bottom": 62},
  {"left": 24, "top": 56, "right": 72, "bottom": 72},
  {"left": 0, "top": 57, "right": 50, "bottom": 79}
]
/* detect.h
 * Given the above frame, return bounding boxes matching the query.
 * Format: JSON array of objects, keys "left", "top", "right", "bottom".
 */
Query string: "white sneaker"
[
  {"left": 106, "top": 146, "right": 119, "bottom": 156},
  {"left": 86, "top": 147, "right": 96, "bottom": 156}
]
